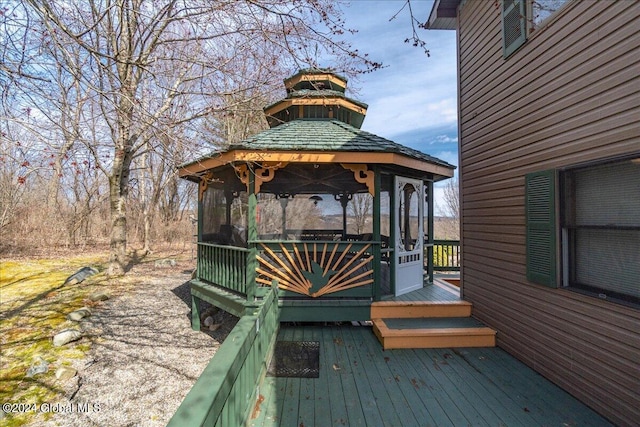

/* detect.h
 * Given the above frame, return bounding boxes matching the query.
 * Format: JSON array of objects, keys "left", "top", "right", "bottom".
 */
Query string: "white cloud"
[{"left": 339, "top": 1, "right": 458, "bottom": 138}]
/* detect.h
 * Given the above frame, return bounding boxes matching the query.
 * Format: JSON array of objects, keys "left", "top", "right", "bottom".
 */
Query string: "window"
[
  {"left": 526, "top": 158, "right": 640, "bottom": 306},
  {"left": 561, "top": 158, "right": 640, "bottom": 306},
  {"left": 530, "top": 0, "right": 570, "bottom": 30},
  {"left": 502, "top": 0, "right": 570, "bottom": 58}
]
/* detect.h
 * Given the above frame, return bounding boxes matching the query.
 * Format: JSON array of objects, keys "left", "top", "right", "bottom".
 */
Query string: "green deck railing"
[
  {"left": 432, "top": 240, "right": 461, "bottom": 272},
  {"left": 168, "top": 285, "right": 280, "bottom": 427},
  {"left": 197, "top": 242, "right": 249, "bottom": 295}
]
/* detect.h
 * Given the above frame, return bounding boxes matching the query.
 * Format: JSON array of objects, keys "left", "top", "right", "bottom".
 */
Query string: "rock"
[
  {"left": 64, "top": 266, "right": 99, "bottom": 285},
  {"left": 154, "top": 258, "right": 176, "bottom": 267},
  {"left": 203, "top": 316, "right": 214, "bottom": 327},
  {"left": 53, "top": 329, "right": 82, "bottom": 347},
  {"left": 67, "top": 307, "right": 91, "bottom": 322},
  {"left": 201, "top": 306, "right": 219, "bottom": 321},
  {"left": 26, "top": 356, "right": 49, "bottom": 378},
  {"left": 88, "top": 292, "right": 110, "bottom": 302},
  {"left": 208, "top": 323, "right": 221, "bottom": 332},
  {"left": 55, "top": 366, "right": 77, "bottom": 381}
]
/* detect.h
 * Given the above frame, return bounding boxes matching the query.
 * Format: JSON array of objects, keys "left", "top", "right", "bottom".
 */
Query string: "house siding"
[{"left": 457, "top": 1, "right": 640, "bottom": 426}]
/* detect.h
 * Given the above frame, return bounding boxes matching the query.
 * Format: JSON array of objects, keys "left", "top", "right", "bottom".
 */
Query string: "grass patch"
[{"left": 0, "top": 254, "right": 110, "bottom": 426}]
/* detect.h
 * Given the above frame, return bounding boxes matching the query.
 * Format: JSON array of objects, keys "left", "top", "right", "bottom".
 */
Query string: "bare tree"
[
  {"left": 349, "top": 193, "right": 373, "bottom": 234},
  {"left": 3, "top": 0, "right": 381, "bottom": 275},
  {"left": 442, "top": 178, "right": 459, "bottom": 220}
]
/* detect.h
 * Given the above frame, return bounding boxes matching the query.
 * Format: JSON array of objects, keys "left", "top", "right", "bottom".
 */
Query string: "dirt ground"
[{"left": 14, "top": 252, "right": 238, "bottom": 427}]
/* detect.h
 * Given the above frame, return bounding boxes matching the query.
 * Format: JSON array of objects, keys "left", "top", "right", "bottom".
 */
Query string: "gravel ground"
[{"left": 29, "top": 259, "right": 238, "bottom": 427}]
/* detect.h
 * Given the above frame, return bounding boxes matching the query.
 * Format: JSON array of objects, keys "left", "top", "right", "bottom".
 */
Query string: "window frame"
[
  {"left": 528, "top": 0, "right": 572, "bottom": 33},
  {"left": 502, "top": 0, "right": 572, "bottom": 58},
  {"left": 559, "top": 157, "right": 640, "bottom": 308}
]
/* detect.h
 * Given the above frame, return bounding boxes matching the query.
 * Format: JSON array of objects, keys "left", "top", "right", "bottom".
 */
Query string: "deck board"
[
  {"left": 310, "top": 327, "right": 332, "bottom": 427},
  {"left": 251, "top": 324, "right": 614, "bottom": 427},
  {"left": 351, "top": 326, "right": 412, "bottom": 426},
  {"left": 343, "top": 327, "right": 388, "bottom": 426},
  {"left": 386, "top": 280, "right": 461, "bottom": 303}
]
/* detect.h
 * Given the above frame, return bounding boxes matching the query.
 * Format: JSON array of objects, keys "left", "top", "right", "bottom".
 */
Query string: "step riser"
[
  {"left": 370, "top": 304, "right": 471, "bottom": 319},
  {"left": 378, "top": 334, "right": 496, "bottom": 350},
  {"left": 372, "top": 320, "right": 496, "bottom": 350}
]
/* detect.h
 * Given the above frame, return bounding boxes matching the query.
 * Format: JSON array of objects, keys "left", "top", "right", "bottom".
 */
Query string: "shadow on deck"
[{"left": 249, "top": 323, "right": 613, "bottom": 427}]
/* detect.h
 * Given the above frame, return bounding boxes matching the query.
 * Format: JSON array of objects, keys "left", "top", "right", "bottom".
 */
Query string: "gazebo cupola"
[
  {"left": 264, "top": 69, "right": 368, "bottom": 129},
  {"left": 179, "top": 69, "right": 455, "bottom": 322}
]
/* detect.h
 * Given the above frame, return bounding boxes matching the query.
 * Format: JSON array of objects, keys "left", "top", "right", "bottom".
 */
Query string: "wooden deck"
[
  {"left": 383, "top": 278, "right": 461, "bottom": 302},
  {"left": 249, "top": 324, "right": 613, "bottom": 427}
]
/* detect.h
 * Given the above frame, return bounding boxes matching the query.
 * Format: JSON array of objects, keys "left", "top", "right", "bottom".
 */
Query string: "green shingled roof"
[{"left": 225, "top": 119, "right": 454, "bottom": 169}]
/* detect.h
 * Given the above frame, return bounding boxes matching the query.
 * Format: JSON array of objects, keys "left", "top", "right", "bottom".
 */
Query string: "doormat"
[{"left": 267, "top": 341, "right": 320, "bottom": 378}]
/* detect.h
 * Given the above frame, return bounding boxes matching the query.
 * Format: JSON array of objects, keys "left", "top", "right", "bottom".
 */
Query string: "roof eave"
[
  {"left": 263, "top": 97, "right": 368, "bottom": 117},
  {"left": 178, "top": 149, "right": 454, "bottom": 181},
  {"left": 427, "top": 0, "right": 460, "bottom": 30}
]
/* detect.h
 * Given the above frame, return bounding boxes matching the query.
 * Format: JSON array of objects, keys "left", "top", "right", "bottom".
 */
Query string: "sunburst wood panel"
[{"left": 257, "top": 242, "right": 374, "bottom": 297}]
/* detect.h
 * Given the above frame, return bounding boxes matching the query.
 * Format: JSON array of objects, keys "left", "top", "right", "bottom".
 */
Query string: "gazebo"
[{"left": 179, "top": 69, "right": 455, "bottom": 322}]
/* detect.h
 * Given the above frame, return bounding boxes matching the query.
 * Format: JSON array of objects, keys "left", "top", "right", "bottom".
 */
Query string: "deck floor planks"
[
  {"left": 470, "top": 347, "right": 578, "bottom": 425},
  {"left": 430, "top": 348, "right": 534, "bottom": 426},
  {"left": 399, "top": 348, "right": 475, "bottom": 426},
  {"left": 390, "top": 282, "right": 460, "bottom": 303},
  {"left": 470, "top": 347, "right": 613, "bottom": 426},
  {"left": 373, "top": 347, "right": 440, "bottom": 426},
  {"left": 341, "top": 326, "right": 391, "bottom": 426},
  {"left": 326, "top": 326, "right": 368, "bottom": 427},
  {"left": 309, "top": 327, "right": 332, "bottom": 426},
  {"left": 358, "top": 328, "right": 445, "bottom": 426},
  {"left": 414, "top": 347, "right": 492, "bottom": 426},
  {"left": 385, "top": 348, "right": 457, "bottom": 427},
  {"left": 320, "top": 327, "right": 357, "bottom": 426},
  {"left": 352, "top": 325, "right": 417, "bottom": 426},
  {"left": 276, "top": 327, "right": 301, "bottom": 427},
  {"left": 297, "top": 327, "right": 316, "bottom": 427},
  {"left": 251, "top": 325, "right": 613, "bottom": 427}
]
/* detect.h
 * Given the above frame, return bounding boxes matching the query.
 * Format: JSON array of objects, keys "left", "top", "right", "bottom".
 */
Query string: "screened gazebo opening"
[
  {"left": 257, "top": 191, "right": 377, "bottom": 241},
  {"left": 200, "top": 168, "right": 248, "bottom": 248},
  {"left": 256, "top": 193, "right": 328, "bottom": 239}
]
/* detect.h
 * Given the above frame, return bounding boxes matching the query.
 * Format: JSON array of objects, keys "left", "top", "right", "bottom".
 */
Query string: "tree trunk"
[
  {"left": 108, "top": 135, "right": 134, "bottom": 276},
  {"left": 140, "top": 148, "right": 152, "bottom": 254},
  {"left": 108, "top": 172, "right": 127, "bottom": 276}
]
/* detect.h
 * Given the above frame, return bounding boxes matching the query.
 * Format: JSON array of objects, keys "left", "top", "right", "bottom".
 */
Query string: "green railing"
[
  {"left": 432, "top": 240, "right": 461, "bottom": 272},
  {"left": 168, "top": 285, "right": 280, "bottom": 427},
  {"left": 197, "top": 242, "right": 249, "bottom": 296}
]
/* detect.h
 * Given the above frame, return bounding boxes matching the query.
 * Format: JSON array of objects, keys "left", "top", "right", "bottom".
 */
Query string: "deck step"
[
  {"left": 370, "top": 300, "right": 472, "bottom": 319},
  {"left": 372, "top": 317, "right": 496, "bottom": 350}
]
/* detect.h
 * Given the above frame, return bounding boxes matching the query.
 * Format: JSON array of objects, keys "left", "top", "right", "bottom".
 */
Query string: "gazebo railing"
[
  {"left": 196, "top": 239, "right": 457, "bottom": 299},
  {"left": 256, "top": 240, "right": 377, "bottom": 298},
  {"left": 197, "top": 242, "right": 249, "bottom": 296},
  {"left": 431, "top": 239, "right": 461, "bottom": 272}
]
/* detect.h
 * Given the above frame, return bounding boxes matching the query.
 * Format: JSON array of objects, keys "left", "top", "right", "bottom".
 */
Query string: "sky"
[{"left": 339, "top": 0, "right": 458, "bottom": 212}]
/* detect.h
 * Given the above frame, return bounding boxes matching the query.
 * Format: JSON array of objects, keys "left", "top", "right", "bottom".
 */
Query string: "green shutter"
[
  {"left": 525, "top": 170, "right": 557, "bottom": 287},
  {"left": 503, "top": 0, "right": 527, "bottom": 57}
]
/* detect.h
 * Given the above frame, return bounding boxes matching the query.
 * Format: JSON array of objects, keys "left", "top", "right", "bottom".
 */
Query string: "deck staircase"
[{"left": 371, "top": 299, "right": 496, "bottom": 350}]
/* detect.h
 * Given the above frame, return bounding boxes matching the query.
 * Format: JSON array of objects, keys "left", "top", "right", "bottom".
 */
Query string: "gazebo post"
[
  {"left": 426, "top": 180, "right": 435, "bottom": 285},
  {"left": 196, "top": 189, "right": 203, "bottom": 281},
  {"left": 372, "top": 166, "right": 381, "bottom": 301},
  {"left": 278, "top": 194, "right": 289, "bottom": 239},
  {"left": 336, "top": 192, "right": 352, "bottom": 240},
  {"left": 246, "top": 169, "right": 257, "bottom": 302},
  {"left": 389, "top": 175, "right": 397, "bottom": 295}
]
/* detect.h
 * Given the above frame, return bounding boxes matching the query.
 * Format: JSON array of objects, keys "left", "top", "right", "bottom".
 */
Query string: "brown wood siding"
[{"left": 457, "top": 1, "right": 640, "bottom": 426}]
